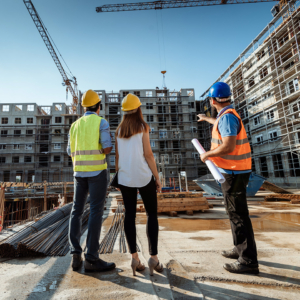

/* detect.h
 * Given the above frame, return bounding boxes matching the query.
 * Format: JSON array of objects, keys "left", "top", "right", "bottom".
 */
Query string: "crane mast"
[
  {"left": 96, "top": 0, "right": 277, "bottom": 13},
  {"left": 23, "top": 0, "right": 78, "bottom": 112}
]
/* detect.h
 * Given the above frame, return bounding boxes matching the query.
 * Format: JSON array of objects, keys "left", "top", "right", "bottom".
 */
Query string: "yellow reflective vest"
[{"left": 70, "top": 114, "right": 107, "bottom": 172}]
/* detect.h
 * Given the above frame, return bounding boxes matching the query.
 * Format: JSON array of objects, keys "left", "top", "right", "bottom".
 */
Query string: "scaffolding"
[
  {"left": 199, "top": 3, "right": 300, "bottom": 188},
  {"left": 101, "top": 88, "right": 206, "bottom": 185}
]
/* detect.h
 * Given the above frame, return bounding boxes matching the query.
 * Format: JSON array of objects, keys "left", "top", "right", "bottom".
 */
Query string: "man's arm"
[
  {"left": 197, "top": 114, "right": 216, "bottom": 125},
  {"left": 100, "top": 119, "right": 113, "bottom": 154},
  {"left": 200, "top": 136, "right": 236, "bottom": 162}
]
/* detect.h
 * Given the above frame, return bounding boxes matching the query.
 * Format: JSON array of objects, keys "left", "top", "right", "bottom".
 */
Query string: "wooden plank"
[
  {"left": 157, "top": 204, "right": 209, "bottom": 213},
  {"left": 158, "top": 200, "right": 208, "bottom": 207},
  {"left": 157, "top": 192, "right": 203, "bottom": 199},
  {"left": 0, "top": 188, "right": 5, "bottom": 231},
  {"left": 158, "top": 197, "right": 208, "bottom": 203}
]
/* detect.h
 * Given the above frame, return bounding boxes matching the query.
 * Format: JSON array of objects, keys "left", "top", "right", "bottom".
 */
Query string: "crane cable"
[{"left": 35, "top": 8, "right": 75, "bottom": 80}]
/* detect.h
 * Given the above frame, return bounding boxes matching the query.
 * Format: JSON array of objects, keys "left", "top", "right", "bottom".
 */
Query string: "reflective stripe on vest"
[
  {"left": 71, "top": 149, "right": 104, "bottom": 157},
  {"left": 70, "top": 114, "right": 107, "bottom": 172},
  {"left": 211, "top": 137, "right": 249, "bottom": 145},
  {"left": 210, "top": 108, "right": 252, "bottom": 171}
]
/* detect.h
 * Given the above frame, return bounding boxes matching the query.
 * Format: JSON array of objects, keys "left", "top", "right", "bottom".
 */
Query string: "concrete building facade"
[
  {"left": 198, "top": 4, "right": 300, "bottom": 188},
  {"left": 0, "top": 88, "right": 201, "bottom": 183}
]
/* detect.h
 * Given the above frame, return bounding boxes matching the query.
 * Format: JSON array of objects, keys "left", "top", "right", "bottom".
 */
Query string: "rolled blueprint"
[{"left": 192, "top": 138, "right": 225, "bottom": 184}]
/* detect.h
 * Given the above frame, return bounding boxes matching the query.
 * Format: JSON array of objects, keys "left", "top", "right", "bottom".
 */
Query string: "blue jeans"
[{"left": 69, "top": 169, "right": 107, "bottom": 261}]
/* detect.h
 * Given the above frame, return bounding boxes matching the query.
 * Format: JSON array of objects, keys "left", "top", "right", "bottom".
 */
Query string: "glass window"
[
  {"left": 146, "top": 91, "right": 153, "bottom": 97},
  {"left": 26, "top": 130, "right": 33, "bottom": 136},
  {"left": 269, "top": 131, "right": 278, "bottom": 141},
  {"left": 54, "top": 143, "right": 61, "bottom": 149},
  {"left": 15, "top": 118, "right": 21, "bottom": 124},
  {"left": 54, "top": 155, "right": 60, "bottom": 162},
  {"left": 0, "top": 157, "right": 5, "bottom": 163},
  {"left": 149, "top": 127, "right": 154, "bottom": 134},
  {"left": 25, "top": 144, "right": 32, "bottom": 150},
  {"left": 0, "top": 144, "right": 7, "bottom": 150},
  {"left": 55, "top": 117, "right": 62, "bottom": 123},
  {"left": 13, "top": 144, "right": 20, "bottom": 150},
  {"left": 150, "top": 141, "right": 155, "bottom": 147},
  {"left": 27, "top": 118, "right": 33, "bottom": 124}
]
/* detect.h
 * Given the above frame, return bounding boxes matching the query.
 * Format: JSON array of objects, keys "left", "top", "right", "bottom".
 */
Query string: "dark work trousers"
[
  {"left": 119, "top": 176, "right": 159, "bottom": 255},
  {"left": 221, "top": 172, "right": 258, "bottom": 265},
  {"left": 69, "top": 170, "right": 107, "bottom": 261}
]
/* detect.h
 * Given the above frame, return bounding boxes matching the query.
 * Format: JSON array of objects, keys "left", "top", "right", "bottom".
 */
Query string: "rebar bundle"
[
  {"left": 17, "top": 205, "right": 90, "bottom": 257},
  {"left": 99, "top": 204, "right": 140, "bottom": 254},
  {"left": 0, "top": 203, "right": 73, "bottom": 257}
]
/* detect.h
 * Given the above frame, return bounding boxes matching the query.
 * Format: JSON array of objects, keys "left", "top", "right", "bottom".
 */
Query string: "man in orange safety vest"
[{"left": 198, "top": 82, "right": 259, "bottom": 275}]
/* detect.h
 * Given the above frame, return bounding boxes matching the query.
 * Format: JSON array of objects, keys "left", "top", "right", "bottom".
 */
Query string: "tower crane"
[
  {"left": 95, "top": 0, "right": 293, "bottom": 16},
  {"left": 23, "top": 0, "right": 78, "bottom": 113}
]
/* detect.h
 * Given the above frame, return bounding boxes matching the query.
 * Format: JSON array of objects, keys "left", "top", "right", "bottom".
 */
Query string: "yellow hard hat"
[
  {"left": 81, "top": 90, "right": 101, "bottom": 107},
  {"left": 121, "top": 93, "right": 142, "bottom": 112}
]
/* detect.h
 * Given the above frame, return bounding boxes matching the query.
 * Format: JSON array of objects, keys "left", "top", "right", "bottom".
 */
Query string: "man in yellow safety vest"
[{"left": 67, "top": 90, "right": 116, "bottom": 272}]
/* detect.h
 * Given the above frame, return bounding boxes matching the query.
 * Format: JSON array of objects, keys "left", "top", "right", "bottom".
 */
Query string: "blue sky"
[{"left": 1, "top": 0, "right": 275, "bottom": 105}]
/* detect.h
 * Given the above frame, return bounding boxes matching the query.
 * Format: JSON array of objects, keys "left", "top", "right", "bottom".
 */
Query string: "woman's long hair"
[{"left": 116, "top": 107, "right": 149, "bottom": 138}]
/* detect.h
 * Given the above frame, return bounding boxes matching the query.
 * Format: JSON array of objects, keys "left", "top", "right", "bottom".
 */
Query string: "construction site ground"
[{"left": 1, "top": 191, "right": 300, "bottom": 300}]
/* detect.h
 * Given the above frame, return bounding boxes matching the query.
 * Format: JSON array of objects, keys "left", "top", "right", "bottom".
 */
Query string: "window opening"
[
  {"left": 1, "top": 118, "right": 8, "bottom": 124},
  {"left": 27, "top": 105, "right": 34, "bottom": 111}
]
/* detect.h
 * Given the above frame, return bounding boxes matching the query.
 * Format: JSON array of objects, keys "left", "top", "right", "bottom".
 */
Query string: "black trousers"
[
  {"left": 221, "top": 172, "right": 258, "bottom": 265},
  {"left": 119, "top": 177, "right": 159, "bottom": 255}
]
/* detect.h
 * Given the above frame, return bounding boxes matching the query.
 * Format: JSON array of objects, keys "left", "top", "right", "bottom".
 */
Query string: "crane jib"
[
  {"left": 23, "top": 0, "right": 78, "bottom": 107},
  {"left": 96, "top": 0, "right": 278, "bottom": 13}
]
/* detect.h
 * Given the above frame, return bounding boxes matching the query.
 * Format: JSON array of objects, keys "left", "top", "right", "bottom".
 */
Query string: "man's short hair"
[
  {"left": 85, "top": 101, "right": 100, "bottom": 112},
  {"left": 212, "top": 97, "right": 231, "bottom": 104}
]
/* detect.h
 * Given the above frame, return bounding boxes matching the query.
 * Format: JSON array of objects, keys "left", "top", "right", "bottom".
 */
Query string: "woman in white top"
[{"left": 115, "top": 93, "right": 163, "bottom": 276}]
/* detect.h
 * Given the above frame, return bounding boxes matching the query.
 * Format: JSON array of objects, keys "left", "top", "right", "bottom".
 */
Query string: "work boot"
[
  {"left": 84, "top": 258, "right": 116, "bottom": 272},
  {"left": 223, "top": 261, "right": 259, "bottom": 274},
  {"left": 72, "top": 254, "right": 82, "bottom": 271},
  {"left": 221, "top": 249, "right": 239, "bottom": 259}
]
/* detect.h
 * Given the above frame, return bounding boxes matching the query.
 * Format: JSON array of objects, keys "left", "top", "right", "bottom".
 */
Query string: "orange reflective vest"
[{"left": 210, "top": 108, "right": 251, "bottom": 171}]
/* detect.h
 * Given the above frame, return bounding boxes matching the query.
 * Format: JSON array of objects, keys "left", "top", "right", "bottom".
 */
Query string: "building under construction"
[
  {"left": 0, "top": 87, "right": 203, "bottom": 185},
  {"left": 199, "top": 4, "right": 300, "bottom": 188}
]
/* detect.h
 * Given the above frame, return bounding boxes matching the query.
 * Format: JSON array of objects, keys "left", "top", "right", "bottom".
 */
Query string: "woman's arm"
[
  {"left": 142, "top": 130, "right": 162, "bottom": 193},
  {"left": 115, "top": 138, "right": 119, "bottom": 172}
]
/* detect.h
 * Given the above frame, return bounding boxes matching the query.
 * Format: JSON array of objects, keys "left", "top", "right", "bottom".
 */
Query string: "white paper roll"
[{"left": 192, "top": 139, "right": 226, "bottom": 184}]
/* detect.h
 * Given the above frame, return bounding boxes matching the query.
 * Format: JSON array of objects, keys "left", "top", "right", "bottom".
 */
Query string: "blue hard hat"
[{"left": 208, "top": 82, "right": 232, "bottom": 98}]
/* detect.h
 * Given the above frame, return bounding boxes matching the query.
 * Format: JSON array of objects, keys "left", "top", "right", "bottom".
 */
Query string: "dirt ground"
[{"left": 1, "top": 192, "right": 300, "bottom": 300}]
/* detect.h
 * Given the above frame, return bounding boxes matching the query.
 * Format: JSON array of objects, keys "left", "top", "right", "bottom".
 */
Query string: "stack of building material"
[
  {"left": 115, "top": 192, "right": 209, "bottom": 215},
  {"left": 261, "top": 181, "right": 293, "bottom": 194},
  {"left": 157, "top": 192, "right": 209, "bottom": 215},
  {"left": 0, "top": 203, "right": 73, "bottom": 257},
  {"left": 264, "top": 194, "right": 300, "bottom": 204}
]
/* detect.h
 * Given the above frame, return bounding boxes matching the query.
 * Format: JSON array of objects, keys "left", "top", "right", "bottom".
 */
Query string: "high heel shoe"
[
  {"left": 131, "top": 258, "right": 145, "bottom": 276},
  {"left": 148, "top": 257, "right": 163, "bottom": 276}
]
